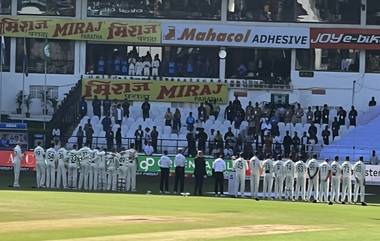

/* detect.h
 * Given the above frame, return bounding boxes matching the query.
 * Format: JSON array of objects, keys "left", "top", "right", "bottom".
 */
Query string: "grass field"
[
  {"left": 0, "top": 189, "right": 379, "bottom": 241},
  {"left": 0, "top": 170, "right": 379, "bottom": 240}
]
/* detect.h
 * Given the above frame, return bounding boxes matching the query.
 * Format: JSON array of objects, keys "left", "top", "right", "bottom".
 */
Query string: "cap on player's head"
[
  {"left": 359, "top": 156, "right": 364, "bottom": 161},
  {"left": 235, "top": 152, "right": 241, "bottom": 158},
  {"left": 163, "top": 150, "right": 168, "bottom": 155},
  {"left": 219, "top": 153, "right": 224, "bottom": 158},
  {"left": 265, "top": 153, "right": 271, "bottom": 159},
  {"left": 289, "top": 153, "right": 293, "bottom": 159},
  {"left": 178, "top": 148, "right": 183, "bottom": 153},
  {"left": 345, "top": 156, "right": 350, "bottom": 161},
  {"left": 50, "top": 142, "right": 55, "bottom": 148},
  {"left": 334, "top": 156, "right": 339, "bottom": 161},
  {"left": 239, "top": 152, "right": 244, "bottom": 157},
  {"left": 277, "top": 154, "right": 282, "bottom": 160},
  {"left": 37, "top": 141, "right": 42, "bottom": 146},
  {"left": 325, "top": 158, "right": 329, "bottom": 163},
  {"left": 130, "top": 143, "right": 135, "bottom": 149},
  {"left": 312, "top": 154, "right": 317, "bottom": 159}
]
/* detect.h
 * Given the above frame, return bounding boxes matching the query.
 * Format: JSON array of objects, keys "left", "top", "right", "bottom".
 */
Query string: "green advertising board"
[{"left": 137, "top": 155, "right": 234, "bottom": 175}]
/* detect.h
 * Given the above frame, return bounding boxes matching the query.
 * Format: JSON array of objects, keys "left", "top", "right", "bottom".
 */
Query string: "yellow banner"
[
  {"left": 0, "top": 17, "right": 160, "bottom": 44},
  {"left": 82, "top": 79, "right": 228, "bottom": 104}
]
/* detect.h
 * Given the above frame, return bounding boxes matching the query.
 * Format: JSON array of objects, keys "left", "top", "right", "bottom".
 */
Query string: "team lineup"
[{"left": 10, "top": 142, "right": 366, "bottom": 206}]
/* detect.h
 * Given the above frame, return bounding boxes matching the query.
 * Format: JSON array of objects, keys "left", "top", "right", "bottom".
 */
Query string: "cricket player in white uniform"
[
  {"left": 126, "top": 144, "right": 138, "bottom": 192},
  {"left": 273, "top": 155, "right": 285, "bottom": 200},
  {"left": 88, "top": 149, "right": 98, "bottom": 191},
  {"left": 45, "top": 144, "right": 57, "bottom": 189},
  {"left": 307, "top": 154, "right": 320, "bottom": 202},
  {"left": 12, "top": 144, "right": 23, "bottom": 188},
  {"left": 67, "top": 149, "right": 79, "bottom": 189},
  {"left": 118, "top": 150, "right": 129, "bottom": 191},
  {"left": 56, "top": 147, "right": 68, "bottom": 189},
  {"left": 353, "top": 156, "right": 367, "bottom": 206},
  {"left": 33, "top": 143, "right": 46, "bottom": 188},
  {"left": 96, "top": 150, "right": 107, "bottom": 190},
  {"left": 341, "top": 156, "right": 353, "bottom": 204},
  {"left": 295, "top": 158, "right": 307, "bottom": 201},
  {"left": 262, "top": 154, "right": 274, "bottom": 199},
  {"left": 284, "top": 155, "right": 295, "bottom": 200},
  {"left": 106, "top": 152, "right": 119, "bottom": 191},
  {"left": 78, "top": 146, "right": 91, "bottom": 190},
  {"left": 330, "top": 156, "right": 342, "bottom": 204},
  {"left": 249, "top": 152, "right": 262, "bottom": 200},
  {"left": 233, "top": 153, "right": 248, "bottom": 197},
  {"left": 319, "top": 159, "right": 331, "bottom": 203}
]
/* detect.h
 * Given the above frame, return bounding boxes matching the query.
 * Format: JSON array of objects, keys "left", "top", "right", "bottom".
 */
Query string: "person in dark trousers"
[
  {"left": 283, "top": 131, "right": 292, "bottom": 157},
  {"left": 369, "top": 96, "right": 376, "bottom": 107},
  {"left": 332, "top": 117, "right": 340, "bottom": 140},
  {"left": 101, "top": 114, "right": 112, "bottom": 132},
  {"left": 173, "top": 148, "right": 186, "bottom": 194},
  {"left": 159, "top": 150, "right": 171, "bottom": 194},
  {"left": 224, "top": 101, "right": 234, "bottom": 124},
  {"left": 292, "top": 132, "right": 301, "bottom": 154},
  {"left": 77, "top": 126, "right": 84, "bottom": 149},
  {"left": 337, "top": 106, "right": 347, "bottom": 126},
  {"left": 122, "top": 99, "right": 130, "bottom": 118},
  {"left": 186, "top": 130, "right": 197, "bottom": 157},
  {"left": 134, "top": 125, "right": 143, "bottom": 152},
  {"left": 92, "top": 95, "right": 101, "bottom": 118},
  {"left": 80, "top": 96, "right": 87, "bottom": 118},
  {"left": 196, "top": 128, "right": 208, "bottom": 153},
  {"left": 314, "top": 106, "right": 321, "bottom": 124},
  {"left": 349, "top": 106, "right": 358, "bottom": 126},
  {"left": 141, "top": 98, "right": 150, "bottom": 121},
  {"left": 115, "top": 127, "right": 122, "bottom": 151},
  {"left": 150, "top": 126, "right": 159, "bottom": 153},
  {"left": 322, "top": 104, "right": 329, "bottom": 125},
  {"left": 213, "top": 154, "right": 226, "bottom": 196},
  {"left": 103, "top": 96, "right": 112, "bottom": 117},
  {"left": 308, "top": 123, "right": 318, "bottom": 144},
  {"left": 322, "top": 125, "right": 330, "bottom": 145},
  {"left": 106, "top": 128, "right": 114, "bottom": 151},
  {"left": 85, "top": 125, "right": 94, "bottom": 148},
  {"left": 193, "top": 151, "right": 207, "bottom": 196}
]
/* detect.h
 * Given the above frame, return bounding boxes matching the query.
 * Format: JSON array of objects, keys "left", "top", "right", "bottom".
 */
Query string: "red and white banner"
[
  {"left": 310, "top": 28, "right": 380, "bottom": 50},
  {"left": 0, "top": 150, "right": 36, "bottom": 169}
]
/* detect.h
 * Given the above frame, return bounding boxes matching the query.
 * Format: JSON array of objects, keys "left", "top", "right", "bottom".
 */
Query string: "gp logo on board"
[{"left": 162, "top": 23, "right": 310, "bottom": 49}]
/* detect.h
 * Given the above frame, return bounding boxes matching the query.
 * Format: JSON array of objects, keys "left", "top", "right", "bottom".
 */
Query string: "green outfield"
[{"left": 0, "top": 189, "right": 379, "bottom": 241}]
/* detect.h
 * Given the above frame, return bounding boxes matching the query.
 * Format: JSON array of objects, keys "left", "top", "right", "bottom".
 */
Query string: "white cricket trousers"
[
  {"left": 78, "top": 163, "right": 90, "bottom": 190},
  {"left": 56, "top": 163, "right": 67, "bottom": 189},
  {"left": 319, "top": 179, "right": 330, "bottom": 203},
  {"left": 97, "top": 166, "right": 107, "bottom": 190},
  {"left": 67, "top": 164, "right": 78, "bottom": 188},
  {"left": 274, "top": 176, "right": 284, "bottom": 199},
  {"left": 263, "top": 174, "right": 273, "bottom": 198},
  {"left": 307, "top": 177, "right": 319, "bottom": 201},
  {"left": 295, "top": 176, "right": 306, "bottom": 200},
  {"left": 354, "top": 178, "right": 365, "bottom": 203},
  {"left": 46, "top": 162, "right": 55, "bottom": 188},
  {"left": 36, "top": 161, "right": 46, "bottom": 188},
  {"left": 341, "top": 177, "right": 352, "bottom": 203},
  {"left": 88, "top": 164, "right": 95, "bottom": 191},
  {"left": 330, "top": 177, "right": 340, "bottom": 202},
  {"left": 284, "top": 176, "right": 294, "bottom": 200},
  {"left": 107, "top": 168, "right": 118, "bottom": 191},
  {"left": 126, "top": 164, "right": 137, "bottom": 191},
  {"left": 250, "top": 174, "right": 260, "bottom": 198},
  {"left": 13, "top": 160, "right": 21, "bottom": 187},
  {"left": 234, "top": 171, "right": 246, "bottom": 197}
]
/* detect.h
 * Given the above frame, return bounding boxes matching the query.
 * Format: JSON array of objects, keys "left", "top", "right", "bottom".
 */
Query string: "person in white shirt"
[
  {"left": 143, "top": 57, "right": 151, "bottom": 76},
  {"left": 369, "top": 150, "right": 379, "bottom": 165},
  {"left": 330, "top": 156, "right": 342, "bottom": 204},
  {"left": 67, "top": 148, "right": 79, "bottom": 189},
  {"left": 159, "top": 150, "right": 172, "bottom": 193},
  {"left": 262, "top": 153, "right": 274, "bottom": 199},
  {"left": 106, "top": 152, "right": 119, "bottom": 191},
  {"left": 273, "top": 155, "right": 285, "bottom": 200},
  {"left": 128, "top": 57, "right": 136, "bottom": 76},
  {"left": 213, "top": 154, "right": 226, "bottom": 196},
  {"left": 135, "top": 58, "right": 143, "bottom": 76},
  {"left": 117, "top": 149, "right": 128, "bottom": 192},
  {"left": 33, "top": 143, "right": 46, "bottom": 188},
  {"left": 152, "top": 55, "right": 160, "bottom": 76},
  {"left": 56, "top": 147, "right": 68, "bottom": 189},
  {"left": 144, "top": 141, "right": 154, "bottom": 156},
  {"left": 78, "top": 145, "right": 91, "bottom": 190},
  {"left": 307, "top": 154, "right": 320, "bottom": 202},
  {"left": 12, "top": 143, "right": 23, "bottom": 188},
  {"left": 126, "top": 143, "right": 138, "bottom": 192},
  {"left": 95, "top": 150, "right": 106, "bottom": 191},
  {"left": 45, "top": 143, "right": 57, "bottom": 189},
  {"left": 295, "top": 157, "right": 307, "bottom": 201},
  {"left": 233, "top": 153, "right": 248, "bottom": 198},
  {"left": 341, "top": 156, "right": 353, "bottom": 204},
  {"left": 284, "top": 155, "right": 295, "bottom": 200},
  {"left": 52, "top": 128, "right": 61, "bottom": 143},
  {"left": 353, "top": 156, "right": 367, "bottom": 206},
  {"left": 173, "top": 148, "right": 186, "bottom": 194},
  {"left": 249, "top": 152, "right": 262, "bottom": 200},
  {"left": 319, "top": 158, "right": 331, "bottom": 203}
]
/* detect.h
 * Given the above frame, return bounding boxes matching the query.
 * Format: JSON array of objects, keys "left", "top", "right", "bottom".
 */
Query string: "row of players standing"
[
  {"left": 232, "top": 153, "right": 366, "bottom": 205},
  {"left": 33, "top": 143, "right": 139, "bottom": 192}
]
